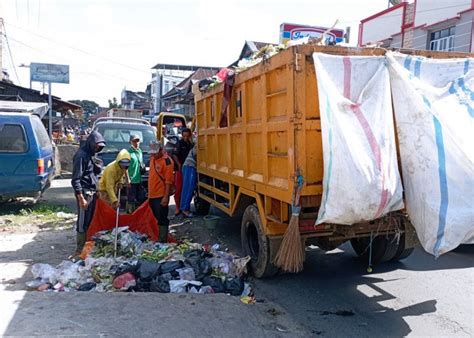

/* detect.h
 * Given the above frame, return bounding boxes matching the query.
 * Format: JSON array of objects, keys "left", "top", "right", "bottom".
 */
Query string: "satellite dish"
[{"left": 389, "top": 0, "right": 402, "bottom": 5}]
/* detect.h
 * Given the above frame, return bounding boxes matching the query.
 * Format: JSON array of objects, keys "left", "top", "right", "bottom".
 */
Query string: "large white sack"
[
  {"left": 387, "top": 52, "right": 474, "bottom": 257},
  {"left": 313, "top": 53, "right": 404, "bottom": 225}
]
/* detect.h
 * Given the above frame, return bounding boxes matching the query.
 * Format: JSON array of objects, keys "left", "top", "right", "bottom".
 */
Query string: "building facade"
[
  {"left": 149, "top": 67, "right": 190, "bottom": 114},
  {"left": 121, "top": 87, "right": 153, "bottom": 114},
  {"left": 359, "top": 0, "right": 473, "bottom": 53}
]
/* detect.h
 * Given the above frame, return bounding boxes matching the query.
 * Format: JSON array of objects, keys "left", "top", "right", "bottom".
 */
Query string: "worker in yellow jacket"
[{"left": 98, "top": 149, "right": 131, "bottom": 209}]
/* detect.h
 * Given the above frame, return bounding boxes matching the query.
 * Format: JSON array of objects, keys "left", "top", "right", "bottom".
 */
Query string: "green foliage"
[
  {"left": 69, "top": 99, "right": 100, "bottom": 116},
  {"left": 108, "top": 97, "right": 122, "bottom": 109}
]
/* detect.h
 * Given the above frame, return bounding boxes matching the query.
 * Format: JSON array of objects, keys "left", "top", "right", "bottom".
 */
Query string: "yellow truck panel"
[{"left": 193, "top": 45, "right": 472, "bottom": 277}]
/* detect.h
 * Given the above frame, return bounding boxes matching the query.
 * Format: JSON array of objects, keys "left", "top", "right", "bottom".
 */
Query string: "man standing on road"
[
  {"left": 126, "top": 135, "right": 145, "bottom": 213},
  {"left": 71, "top": 131, "right": 106, "bottom": 255},
  {"left": 98, "top": 149, "right": 131, "bottom": 209},
  {"left": 180, "top": 145, "right": 197, "bottom": 218},
  {"left": 171, "top": 127, "right": 194, "bottom": 217},
  {"left": 148, "top": 140, "right": 174, "bottom": 242}
]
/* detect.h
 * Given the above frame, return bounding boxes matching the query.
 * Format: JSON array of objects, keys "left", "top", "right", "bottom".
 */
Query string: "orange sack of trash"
[{"left": 86, "top": 199, "right": 159, "bottom": 241}]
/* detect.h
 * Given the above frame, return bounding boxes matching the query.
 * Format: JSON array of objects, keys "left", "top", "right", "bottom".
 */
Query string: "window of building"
[
  {"left": 430, "top": 27, "right": 455, "bottom": 51},
  {"left": 164, "top": 81, "right": 170, "bottom": 94}
]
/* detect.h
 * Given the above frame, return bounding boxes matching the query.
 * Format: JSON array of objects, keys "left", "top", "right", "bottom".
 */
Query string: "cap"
[
  {"left": 149, "top": 140, "right": 163, "bottom": 154},
  {"left": 130, "top": 134, "right": 140, "bottom": 141},
  {"left": 118, "top": 159, "right": 131, "bottom": 167}
]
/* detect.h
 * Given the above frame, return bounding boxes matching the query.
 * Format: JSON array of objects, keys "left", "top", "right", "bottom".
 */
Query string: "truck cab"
[{"left": 154, "top": 112, "right": 187, "bottom": 144}]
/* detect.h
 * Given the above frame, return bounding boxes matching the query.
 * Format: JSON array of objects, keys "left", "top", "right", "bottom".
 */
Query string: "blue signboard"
[{"left": 30, "top": 63, "right": 70, "bottom": 84}]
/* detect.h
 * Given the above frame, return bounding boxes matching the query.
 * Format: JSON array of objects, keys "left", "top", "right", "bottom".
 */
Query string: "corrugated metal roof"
[{"left": 0, "top": 100, "right": 49, "bottom": 117}]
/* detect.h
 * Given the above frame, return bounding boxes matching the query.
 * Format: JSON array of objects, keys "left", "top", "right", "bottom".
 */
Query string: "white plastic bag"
[
  {"left": 387, "top": 52, "right": 474, "bottom": 256},
  {"left": 31, "top": 263, "right": 58, "bottom": 284},
  {"left": 313, "top": 53, "right": 404, "bottom": 225},
  {"left": 169, "top": 280, "right": 202, "bottom": 293}
]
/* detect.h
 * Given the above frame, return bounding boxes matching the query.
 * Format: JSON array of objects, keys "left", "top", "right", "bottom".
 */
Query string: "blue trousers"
[{"left": 180, "top": 165, "right": 197, "bottom": 212}]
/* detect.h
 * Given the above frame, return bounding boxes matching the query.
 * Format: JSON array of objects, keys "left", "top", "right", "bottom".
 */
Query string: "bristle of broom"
[{"left": 273, "top": 213, "right": 304, "bottom": 273}]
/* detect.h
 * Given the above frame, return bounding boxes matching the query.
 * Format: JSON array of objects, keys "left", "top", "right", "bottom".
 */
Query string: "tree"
[
  {"left": 108, "top": 97, "right": 121, "bottom": 109},
  {"left": 69, "top": 99, "right": 100, "bottom": 117}
]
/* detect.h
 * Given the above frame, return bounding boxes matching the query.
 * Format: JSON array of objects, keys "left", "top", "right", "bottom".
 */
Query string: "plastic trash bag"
[
  {"left": 57, "top": 261, "right": 82, "bottom": 285},
  {"left": 160, "top": 261, "right": 184, "bottom": 277},
  {"left": 150, "top": 276, "right": 171, "bottom": 293},
  {"left": 114, "top": 262, "right": 138, "bottom": 277},
  {"left": 78, "top": 282, "right": 96, "bottom": 291},
  {"left": 201, "top": 276, "right": 226, "bottom": 293},
  {"left": 169, "top": 280, "right": 202, "bottom": 294},
  {"left": 136, "top": 260, "right": 161, "bottom": 282},
  {"left": 176, "top": 267, "right": 195, "bottom": 281},
  {"left": 184, "top": 250, "right": 212, "bottom": 280},
  {"left": 225, "top": 278, "right": 244, "bottom": 296},
  {"left": 231, "top": 256, "right": 251, "bottom": 277},
  {"left": 25, "top": 279, "right": 47, "bottom": 290},
  {"left": 113, "top": 272, "right": 136, "bottom": 290},
  {"left": 31, "top": 263, "right": 59, "bottom": 284}
]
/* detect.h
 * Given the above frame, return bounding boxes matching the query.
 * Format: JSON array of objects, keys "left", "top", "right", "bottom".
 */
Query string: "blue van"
[{"left": 0, "top": 107, "right": 55, "bottom": 201}]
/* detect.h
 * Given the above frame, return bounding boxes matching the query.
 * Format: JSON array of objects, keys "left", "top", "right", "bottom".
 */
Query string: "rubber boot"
[
  {"left": 159, "top": 225, "right": 169, "bottom": 243},
  {"left": 125, "top": 202, "right": 136, "bottom": 214},
  {"left": 75, "top": 232, "right": 86, "bottom": 255}
]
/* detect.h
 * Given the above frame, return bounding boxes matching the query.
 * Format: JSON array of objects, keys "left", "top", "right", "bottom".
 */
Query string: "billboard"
[
  {"left": 30, "top": 62, "right": 70, "bottom": 84},
  {"left": 280, "top": 23, "right": 345, "bottom": 45}
]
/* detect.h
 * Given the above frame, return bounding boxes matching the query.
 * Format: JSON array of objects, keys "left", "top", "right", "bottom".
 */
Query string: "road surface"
[{"left": 0, "top": 179, "right": 472, "bottom": 337}]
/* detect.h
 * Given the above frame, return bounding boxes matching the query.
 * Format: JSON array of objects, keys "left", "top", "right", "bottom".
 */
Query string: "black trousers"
[
  {"left": 128, "top": 183, "right": 146, "bottom": 204},
  {"left": 76, "top": 192, "right": 97, "bottom": 233},
  {"left": 149, "top": 197, "right": 169, "bottom": 242}
]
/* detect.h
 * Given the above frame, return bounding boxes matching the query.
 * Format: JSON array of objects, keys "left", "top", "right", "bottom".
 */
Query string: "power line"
[
  {"left": 7, "top": 35, "right": 146, "bottom": 86},
  {"left": 1, "top": 22, "right": 21, "bottom": 85},
  {"left": 4, "top": 21, "right": 149, "bottom": 74},
  {"left": 27, "top": 0, "right": 30, "bottom": 25},
  {"left": 37, "top": 0, "right": 41, "bottom": 26}
]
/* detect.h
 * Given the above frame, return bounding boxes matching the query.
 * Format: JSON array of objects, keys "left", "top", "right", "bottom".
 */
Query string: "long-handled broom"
[
  {"left": 274, "top": 175, "right": 304, "bottom": 273},
  {"left": 113, "top": 188, "right": 121, "bottom": 259}
]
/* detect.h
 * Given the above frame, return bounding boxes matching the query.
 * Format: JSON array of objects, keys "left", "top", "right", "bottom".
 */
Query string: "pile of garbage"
[
  {"left": 26, "top": 227, "right": 253, "bottom": 298},
  {"left": 234, "top": 44, "right": 286, "bottom": 73}
]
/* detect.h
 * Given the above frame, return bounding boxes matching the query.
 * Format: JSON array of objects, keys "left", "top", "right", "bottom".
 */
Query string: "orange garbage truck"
[{"left": 192, "top": 45, "right": 470, "bottom": 278}]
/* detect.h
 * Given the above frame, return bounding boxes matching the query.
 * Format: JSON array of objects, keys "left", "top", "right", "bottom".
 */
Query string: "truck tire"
[
  {"left": 390, "top": 234, "right": 414, "bottom": 261},
  {"left": 193, "top": 191, "right": 210, "bottom": 215},
  {"left": 241, "top": 205, "right": 279, "bottom": 278},
  {"left": 350, "top": 235, "right": 398, "bottom": 264}
]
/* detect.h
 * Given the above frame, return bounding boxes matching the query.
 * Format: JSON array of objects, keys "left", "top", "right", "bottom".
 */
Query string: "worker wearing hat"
[
  {"left": 148, "top": 140, "right": 174, "bottom": 242},
  {"left": 98, "top": 149, "right": 131, "bottom": 209},
  {"left": 126, "top": 134, "right": 145, "bottom": 213}
]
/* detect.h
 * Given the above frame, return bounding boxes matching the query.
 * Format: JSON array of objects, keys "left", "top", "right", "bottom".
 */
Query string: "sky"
[{"left": 1, "top": 0, "right": 389, "bottom": 107}]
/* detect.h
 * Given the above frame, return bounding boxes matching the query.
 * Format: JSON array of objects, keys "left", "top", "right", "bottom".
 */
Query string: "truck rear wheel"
[
  {"left": 241, "top": 205, "right": 279, "bottom": 278},
  {"left": 350, "top": 235, "right": 398, "bottom": 264},
  {"left": 390, "top": 233, "right": 414, "bottom": 262}
]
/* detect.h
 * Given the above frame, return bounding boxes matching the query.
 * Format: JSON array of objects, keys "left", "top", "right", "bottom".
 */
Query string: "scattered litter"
[
  {"left": 267, "top": 308, "right": 283, "bottom": 316},
  {"left": 240, "top": 296, "right": 256, "bottom": 305},
  {"left": 56, "top": 212, "right": 76, "bottom": 219},
  {"left": 320, "top": 310, "right": 355, "bottom": 317},
  {"left": 276, "top": 326, "right": 288, "bottom": 332},
  {"left": 26, "top": 227, "right": 252, "bottom": 297}
]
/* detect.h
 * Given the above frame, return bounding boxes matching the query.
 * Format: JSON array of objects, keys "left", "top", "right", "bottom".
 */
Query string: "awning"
[{"left": 0, "top": 100, "right": 49, "bottom": 118}]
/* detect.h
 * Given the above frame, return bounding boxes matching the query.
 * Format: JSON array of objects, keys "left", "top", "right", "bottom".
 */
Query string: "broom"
[{"left": 274, "top": 175, "right": 304, "bottom": 273}]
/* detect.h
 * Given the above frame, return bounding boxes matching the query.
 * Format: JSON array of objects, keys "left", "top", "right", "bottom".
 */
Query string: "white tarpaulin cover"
[
  {"left": 387, "top": 52, "right": 474, "bottom": 256},
  {"left": 313, "top": 53, "right": 404, "bottom": 225}
]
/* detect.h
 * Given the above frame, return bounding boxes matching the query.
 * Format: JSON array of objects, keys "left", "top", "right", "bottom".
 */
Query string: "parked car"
[{"left": 0, "top": 105, "right": 55, "bottom": 201}]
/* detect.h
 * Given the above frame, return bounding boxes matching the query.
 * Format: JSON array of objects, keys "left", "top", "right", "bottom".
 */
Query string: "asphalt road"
[{"left": 1, "top": 179, "right": 472, "bottom": 337}]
